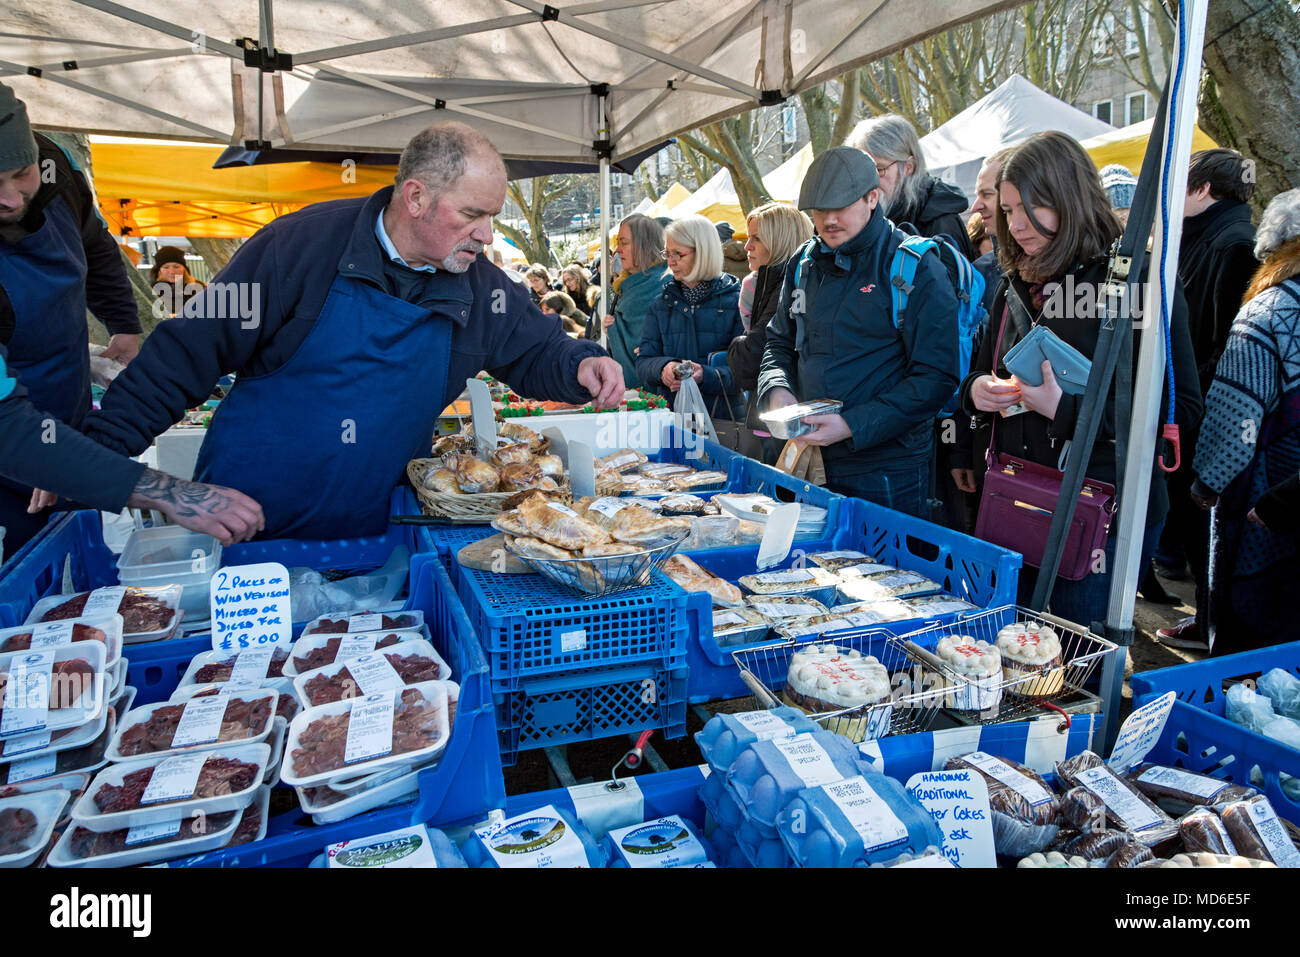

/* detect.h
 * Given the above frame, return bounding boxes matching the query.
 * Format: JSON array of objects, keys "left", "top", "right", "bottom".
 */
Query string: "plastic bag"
[
  {"left": 1225, "top": 682, "right": 1277, "bottom": 734},
  {"left": 1263, "top": 715, "right": 1300, "bottom": 750},
  {"left": 288, "top": 546, "right": 410, "bottom": 623},
  {"left": 1258, "top": 668, "right": 1300, "bottom": 721}
]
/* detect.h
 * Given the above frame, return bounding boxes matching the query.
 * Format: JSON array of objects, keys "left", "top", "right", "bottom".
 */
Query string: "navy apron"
[
  {"left": 0, "top": 195, "right": 93, "bottom": 550},
  {"left": 193, "top": 274, "right": 452, "bottom": 540}
]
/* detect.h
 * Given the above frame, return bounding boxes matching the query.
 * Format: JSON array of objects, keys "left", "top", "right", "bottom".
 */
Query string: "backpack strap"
[{"left": 889, "top": 235, "right": 937, "bottom": 328}]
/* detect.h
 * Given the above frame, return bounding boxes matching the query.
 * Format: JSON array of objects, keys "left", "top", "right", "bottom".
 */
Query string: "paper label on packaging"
[
  {"left": 945, "top": 673, "right": 1002, "bottom": 713},
  {"left": 1200, "top": 814, "right": 1238, "bottom": 857},
  {"left": 750, "top": 601, "right": 820, "bottom": 619},
  {"left": 346, "top": 614, "right": 383, "bottom": 633},
  {"left": 1076, "top": 765, "right": 1163, "bottom": 832},
  {"left": 345, "top": 653, "right": 404, "bottom": 696},
  {"left": 5, "top": 751, "right": 58, "bottom": 783},
  {"left": 712, "top": 612, "right": 749, "bottom": 629},
  {"left": 1, "top": 649, "right": 55, "bottom": 737},
  {"left": 559, "top": 629, "right": 587, "bottom": 653},
  {"left": 837, "top": 563, "right": 894, "bottom": 579},
  {"left": 785, "top": 619, "right": 852, "bottom": 638},
  {"left": 772, "top": 735, "right": 843, "bottom": 788},
  {"left": 476, "top": 805, "right": 589, "bottom": 868},
  {"left": 125, "top": 817, "right": 183, "bottom": 847},
  {"left": 610, "top": 816, "right": 709, "bottom": 868},
  {"left": 907, "top": 599, "right": 974, "bottom": 616},
  {"left": 335, "top": 635, "right": 378, "bottom": 662},
  {"left": 344, "top": 692, "right": 395, "bottom": 765},
  {"left": 171, "top": 695, "right": 229, "bottom": 748},
  {"left": 814, "top": 551, "right": 869, "bottom": 563},
  {"left": 606, "top": 452, "right": 639, "bottom": 469},
  {"left": 825, "top": 775, "right": 910, "bottom": 854},
  {"left": 963, "top": 751, "right": 1053, "bottom": 806},
  {"left": 141, "top": 751, "right": 209, "bottom": 805},
  {"left": 1247, "top": 798, "right": 1300, "bottom": 867},
  {"left": 753, "top": 569, "right": 815, "bottom": 585},
  {"left": 1135, "top": 765, "right": 1229, "bottom": 802},
  {"left": 327, "top": 825, "right": 439, "bottom": 868},
  {"left": 733, "top": 711, "right": 798, "bottom": 742},
  {"left": 545, "top": 502, "right": 580, "bottom": 518},
  {"left": 588, "top": 498, "right": 629, "bottom": 520},
  {"left": 3, "top": 729, "right": 52, "bottom": 758},
  {"left": 83, "top": 587, "right": 127, "bottom": 619},
  {"left": 869, "top": 572, "right": 929, "bottom": 590},
  {"left": 29, "top": 622, "right": 76, "bottom": 650},
  {"left": 225, "top": 647, "right": 274, "bottom": 688}
]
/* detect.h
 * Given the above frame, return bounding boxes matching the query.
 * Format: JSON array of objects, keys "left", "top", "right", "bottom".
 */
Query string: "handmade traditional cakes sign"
[
  {"left": 209, "top": 562, "right": 292, "bottom": 652},
  {"left": 905, "top": 769, "right": 996, "bottom": 868}
]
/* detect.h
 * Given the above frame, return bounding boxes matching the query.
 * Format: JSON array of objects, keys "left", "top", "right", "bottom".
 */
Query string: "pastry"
[
  {"left": 587, "top": 500, "right": 688, "bottom": 544},
  {"left": 431, "top": 433, "right": 474, "bottom": 458},
  {"left": 580, "top": 543, "right": 642, "bottom": 558},
  {"left": 1126, "top": 763, "right": 1255, "bottom": 813},
  {"left": 1055, "top": 751, "right": 1179, "bottom": 849},
  {"left": 830, "top": 598, "right": 915, "bottom": 624},
  {"left": 670, "top": 470, "right": 728, "bottom": 491},
  {"left": 499, "top": 488, "right": 562, "bottom": 511},
  {"left": 837, "top": 570, "right": 940, "bottom": 601},
  {"left": 933, "top": 635, "right": 1002, "bottom": 715},
  {"left": 807, "top": 551, "right": 879, "bottom": 572},
  {"left": 534, "top": 454, "right": 564, "bottom": 477},
  {"left": 746, "top": 595, "right": 831, "bottom": 621},
  {"left": 1059, "top": 786, "right": 1107, "bottom": 832},
  {"left": 773, "top": 612, "right": 883, "bottom": 641},
  {"left": 505, "top": 536, "right": 573, "bottom": 561},
  {"left": 946, "top": 752, "right": 1057, "bottom": 828},
  {"left": 598, "top": 449, "right": 648, "bottom": 473},
  {"left": 662, "top": 554, "right": 744, "bottom": 605},
  {"left": 455, "top": 457, "right": 500, "bottom": 493},
  {"left": 490, "top": 510, "right": 530, "bottom": 537},
  {"left": 710, "top": 607, "right": 768, "bottom": 645},
  {"left": 498, "top": 462, "right": 542, "bottom": 491},
  {"left": 421, "top": 467, "right": 461, "bottom": 494},
  {"left": 498, "top": 422, "right": 546, "bottom": 451},
  {"left": 1220, "top": 795, "right": 1300, "bottom": 867},
  {"left": 658, "top": 494, "right": 709, "bottom": 516},
  {"left": 491, "top": 443, "right": 534, "bottom": 468},
  {"left": 996, "top": 622, "right": 1064, "bottom": 698},
  {"left": 738, "top": 567, "right": 838, "bottom": 595},
  {"left": 517, "top": 496, "right": 612, "bottom": 551},
  {"left": 1106, "top": 841, "right": 1155, "bottom": 868},
  {"left": 1178, "top": 806, "right": 1238, "bottom": 856}
]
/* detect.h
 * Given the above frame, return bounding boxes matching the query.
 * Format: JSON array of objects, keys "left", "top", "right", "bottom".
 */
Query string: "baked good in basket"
[{"left": 996, "top": 622, "right": 1064, "bottom": 698}]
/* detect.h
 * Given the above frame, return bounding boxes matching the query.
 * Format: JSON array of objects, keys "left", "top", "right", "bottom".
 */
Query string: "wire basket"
[
  {"left": 730, "top": 628, "right": 949, "bottom": 743},
  {"left": 502, "top": 527, "right": 691, "bottom": 597},
  {"left": 892, "top": 605, "right": 1120, "bottom": 726}
]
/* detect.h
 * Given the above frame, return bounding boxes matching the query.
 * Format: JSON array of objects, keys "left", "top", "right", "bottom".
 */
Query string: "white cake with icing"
[
  {"left": 995, "top": 622, "right": 1064, "bottom": 698},
  {"left": 934, "top": 635, "right": 1003, "bottom": 714}
]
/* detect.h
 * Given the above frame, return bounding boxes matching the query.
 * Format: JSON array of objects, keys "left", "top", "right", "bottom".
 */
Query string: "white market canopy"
[
  {"left": 2, "top": 0, "right": 1025, "bottom": 165},
  {"left": 921, "top": 74, "right": 1114, "bottom": 203}
]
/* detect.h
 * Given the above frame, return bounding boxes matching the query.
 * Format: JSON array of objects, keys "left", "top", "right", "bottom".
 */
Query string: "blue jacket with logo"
[
  {"left": 757, "top": 206, "right": 959, "bottom": 474},
  {"left": 636, "top": 272, "right": 745, "bottom": 420}
]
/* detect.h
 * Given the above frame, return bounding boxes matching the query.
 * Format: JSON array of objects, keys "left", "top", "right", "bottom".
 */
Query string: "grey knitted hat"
[{"left": 0, "top": 83, "right": 38, "bottom": 173}]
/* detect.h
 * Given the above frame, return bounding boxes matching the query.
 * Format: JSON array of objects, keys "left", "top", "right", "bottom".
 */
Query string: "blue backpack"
[{"left": 793, "top": 234, "right": 986, "bottom": 420}]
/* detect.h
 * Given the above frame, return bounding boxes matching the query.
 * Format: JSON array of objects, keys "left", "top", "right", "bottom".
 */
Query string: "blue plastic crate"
[
  {"left": 495, "top": 660, "right": 689, "bottom": 766},
  {"left": 1131, "top": 641, "right": 1300, "bottom": 716},
  {"left": 502, "top": 764, "right": 710, "bottom": 833},
  {"left": 1142, "top": 700, "right": 1300, "bottom": 826},
  {"left": 170, "top": 554, "right": 507, "bottom": 866},
  {"left": 459, "top": 565, "right": 690, "bottom": 689}
]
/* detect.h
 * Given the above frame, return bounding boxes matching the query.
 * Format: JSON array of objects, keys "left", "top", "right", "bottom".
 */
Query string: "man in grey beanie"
[{"left": 0, "top": 81, "right": 152, "bottom": 550}]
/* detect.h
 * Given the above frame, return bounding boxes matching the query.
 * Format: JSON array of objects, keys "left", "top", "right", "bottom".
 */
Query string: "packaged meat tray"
[
  {"left": 744, "top": 596, "right": 831, "bottom": 622},
  {"left": 178, "top": 646, "right": 290, "bottom": 689},
  {"left": 261, "top": 717, "right": 287, "bottom": 785},
  {"left": 0, "top": 641, "right": 107, "bottom": 740},
  {"left": 281, "top": 681, "right": 450, "bottom": 789},
  {"left": 462, "top": 804, "right": 604, "bottom": 868},
  {"left": 48, "top": 805, "right": 241, "bottom": 868},
  {"left": 0, "top": 708, "right": 116, "bottom": 784},
  {"left": 107, "top": 658, "right": 128, "bottom": 701},
  {"left": 737, "top": 567, "right": 839, "bottom": 597},
  {"left": 727, "top": 729, "right": 871, "bottom": 833},
  {"left": 0, "top": 616, "right": 124, "bottom": 671},
  {"left": 777, "top": 773, "right": 944, "bottom": 868},
  {"left": 300, "top": 610, "right": 424, "bottom": 638},
  {"left": 1054, "top": 751, "right": 1179, "bottom": 849},
  {"left": 27, "top": 586, "right": 183, "bottom": 643},
  {"left": 283, "top": 630, "right": 419, "bottom": 678},
  {"left": 0, "top": 788, "right": 72, "bottom": 868},
  {"left": 1125, "top": 763, "right": 1256, "bottom": 814},
  {"left": 72, "top": 742, "right": 270, "bottom": 833},
  {"left": 603, "top": 815, "right": 714, "bottom": 868},
  {"left": 226, "top": 784, "right": 271, "bottom": 849},
  {"left": 293, "top": 639, "right": 451, "bottom": 708},
  {"left": 837, "top": 571, "right": 943, "bottom": 603},
  {"left": 170, "top": 679, "right": 299, "bottom": 724},
  {"left": 107, "top": 689, "right": 277, "bottom": 762},
  {"left": 694, "top": 707, "right": 817, "bottom": 774}
]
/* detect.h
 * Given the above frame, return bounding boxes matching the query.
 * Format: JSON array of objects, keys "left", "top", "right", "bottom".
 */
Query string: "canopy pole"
[
  {"left": 1098, "top": 0, "right": 1208, "bottom": 751},
  {"left": 598, "top": 92, "right": 611, "bottom": 351}
]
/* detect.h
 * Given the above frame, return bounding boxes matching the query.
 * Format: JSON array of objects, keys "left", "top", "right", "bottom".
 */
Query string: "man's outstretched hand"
[
  {"left": 127, "top": 469, "right": 265, "bottom": 545},
  {"left": 577, "top": 355, "right": 625, "bottom": 409}
]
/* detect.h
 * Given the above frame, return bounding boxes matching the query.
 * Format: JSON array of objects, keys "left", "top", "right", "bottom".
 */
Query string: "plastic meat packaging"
[
  {"left": 108, "top": 689, "right": 277, "bottom": 761},
  {"left": 0, "top": 789, "right": 72, "bottom": 868},
  {"left": 49, "top": 805, "right": 240, "bottom": 868},
  {"left": 945, "top": 751, "right": 1059, "bottom": 856},
  {"left": 284, "top": 631, "right": 410, "bottom": 678},
  {"left": 1054, "top": 751, "right": 1179, "bottom": 850},
  {"left": 1219, "top": 795, "right": 1300, "bottom": 867},
  {"left": 1126, "top": 762, "right": 1255, "bottom": 814},
  {"left": 27, "top": 586, "right": 182, "bottom": 643},
  {"left": 1177, "top": 805, "right": 1239, "bottom": 856},
  {"left": 300, "top": 609, "right": 424, "bottom": 637},
  {"left": 0, "top": 616, "right": 124, "bottom": 671},
  {"left": 293, "top": 639, "right": 450, "bottom": 707},
  {"left": 0, "top": 641, "right": 107, "bottom": 739}
]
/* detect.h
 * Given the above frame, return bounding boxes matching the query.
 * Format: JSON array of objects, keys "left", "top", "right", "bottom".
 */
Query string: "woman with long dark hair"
[{"left": 959, "top": 131, "right": 1200, "bottom": 627}]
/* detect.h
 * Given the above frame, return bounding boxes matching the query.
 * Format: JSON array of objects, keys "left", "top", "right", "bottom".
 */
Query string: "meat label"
[
  {"left": 1, "top": 649, "right": 56, "bottom": 737},
  {"left": 141, "top": 751, "right": 209, "bottom": 805},
  {"left": 29, "top": 622, "right": 77, "bottom": 650},
  {"left": 5, "top": 750, "right": 58, "bottom": 784},
  {"left": 225, "top": 647, "right": 275, "bottom": 689},
  {"left": 335, "top": 635, "right": 378, "bottom": 661},
  {"left": 3, "top": 729, "right": 52, "bottom": 759},
  {"left": 344, "top": 654, "right": 404, "bottom": 697},
  {"left": 1075, "top": 765, "right": 1163, "bottom": 832},
  {"left": 125, "top": 817, "right": 183, "bottom": 847},
  {"left": 171, "top": 695, "right": 229, "bottom": 748},
  {"left": 346, "top": 614, "right": 384, "bottom": 633},
  {"left": 344, "top": 693, "right": 395, "bottom": 765},
  {"left": 1135, "top": 765, "right": 1229, "bottom": 802},
  {"left": 83, "top": 587, "right": 127, "bottom": 620}
]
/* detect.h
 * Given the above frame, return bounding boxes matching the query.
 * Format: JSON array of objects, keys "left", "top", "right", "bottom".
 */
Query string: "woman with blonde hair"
[
  {"left": 1191, "top": 188, "right": 1300, "bottom": 654},
  {"left": 636, "top": 214, "right": 744, "bottom": 420},
  {"left": 559, "top": 264, "right": 594, "bottom": 320},
  {"left": 603, "top": 213, "right": 668, "bottom": 385},
  {"left": 727, "top": 202, "right": 813, "bottom": 454}
]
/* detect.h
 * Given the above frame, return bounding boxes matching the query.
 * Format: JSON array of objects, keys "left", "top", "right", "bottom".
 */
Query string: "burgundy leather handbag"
[{"left": 973, "top": 306, "right": 1116, "bottom": 581}]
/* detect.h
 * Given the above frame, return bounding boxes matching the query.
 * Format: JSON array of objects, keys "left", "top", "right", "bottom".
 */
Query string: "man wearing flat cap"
[{"left": 757, "top": 146, "right": 959, "bottom": 517}]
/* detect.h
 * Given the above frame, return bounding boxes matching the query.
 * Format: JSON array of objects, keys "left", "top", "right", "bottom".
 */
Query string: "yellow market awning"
[{"left": 1081, "top": 119, "right": 1218, "bottom": 173}]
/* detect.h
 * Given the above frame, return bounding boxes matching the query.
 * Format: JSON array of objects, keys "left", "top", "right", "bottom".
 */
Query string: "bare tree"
[
  {"left": 798, "top": 74, "right": 861, "bottom": 155},
  {"left": 679, "top": 108, "right": 786, "bottom": 213},
  {"left": 495, "top": 174, "right": 583, "bottom": 265}
]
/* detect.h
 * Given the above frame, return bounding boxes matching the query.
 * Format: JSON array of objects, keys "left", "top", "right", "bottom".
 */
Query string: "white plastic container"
[
  {"left": 0, "top": 694, "right": 110, "bottom": 764},
  {"left": 169, "top": 678, "right": 299, "bottom": 725},
  {"left": 280, "top": 680, "right": 450, "bottom": 789},
  {"left": 72, "top": 742, "right": 269, "bottom": 833},
  {"left": 0, "top": 615, "right": 123, "bottom": 671},
  {"left": 292, "top": 639, "right": 451, "bottom": 708},
  {"left": 0, "top": 788, "right": 73, "bottom": 868},
  {"left": 224, "top": 784, "right": 271, "bottom": 849},
  {"left": 108, "top": 686, "right": 137, "bottom": 721},
  {"left": 299, "top": 609, "right": 425, "bottom": 638},
  {"left": 117, "top": 525, "right": 221, "bottom": 579},
  {"left": 0, "top": 641, "right": 107, "bottom": 740},
  {"left": 282, "top": 625, "right": 434, "bottom": 678},
  {"left": 107, "top": 688, "right": 278, "bottom": 763},
  {"left": 0, "top": 772, "right": 87, "bottom": 829},
  {"left": 262, "top": 717, "right": 287, "bottom": 785},
  {"left": 298, "top": 769, "right": 421, "bottom": 825},
  {"left": 26, "top": 586, "right": 184, "bottom": 643},
  {"left": 176, "top": 646, "right": 290, "bottom": 690},
  {"left": 48, "top": 801, "right": 241, "bottom": 868}
]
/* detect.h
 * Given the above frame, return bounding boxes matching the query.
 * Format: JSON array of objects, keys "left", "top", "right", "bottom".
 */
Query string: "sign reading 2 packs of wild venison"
[{"left": 209, "top": 562, "right": 292, "bottom": 652}]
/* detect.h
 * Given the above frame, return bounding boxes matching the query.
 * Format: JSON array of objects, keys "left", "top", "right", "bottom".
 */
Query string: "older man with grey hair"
[
  {"left": 75, "top": 121, "right": 623, "bottom": 541},
  {"left": 846, "top": 114, "right": 975, "bottom": 260}
]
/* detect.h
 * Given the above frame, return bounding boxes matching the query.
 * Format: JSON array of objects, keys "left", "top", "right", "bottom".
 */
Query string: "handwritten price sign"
[
  {"left": 905, "top": 769, "right": 996, "bottom": 869},
  {"left": 209, "top": 562, "right": 292, "bottom": 652}
]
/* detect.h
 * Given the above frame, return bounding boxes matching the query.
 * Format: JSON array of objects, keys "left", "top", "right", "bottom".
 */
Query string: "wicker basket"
[{"left": 407, "top": 458, "right": 576, "bottom": 524}]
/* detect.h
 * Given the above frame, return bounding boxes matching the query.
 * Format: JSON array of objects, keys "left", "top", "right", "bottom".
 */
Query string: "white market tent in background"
[
  {"left": 669, "top": 142, "right": 813, "bottom": 227},
  {"left": 920, "top": 74, "right": 1114, "bottom": 203}
]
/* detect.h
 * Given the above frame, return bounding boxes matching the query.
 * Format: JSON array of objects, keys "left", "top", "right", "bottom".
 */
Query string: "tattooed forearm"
[{"left": 127, "top": 468, "right": 231, "bottom": 518}]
